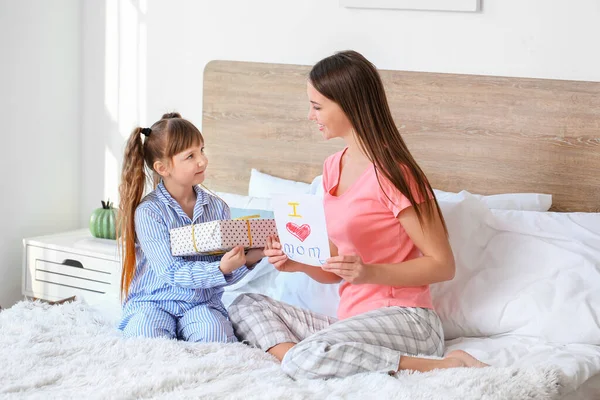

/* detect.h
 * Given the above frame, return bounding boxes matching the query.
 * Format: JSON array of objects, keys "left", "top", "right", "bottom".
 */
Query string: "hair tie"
[{"left": 141, "top": 127, "right": 152, "bottom": 137}]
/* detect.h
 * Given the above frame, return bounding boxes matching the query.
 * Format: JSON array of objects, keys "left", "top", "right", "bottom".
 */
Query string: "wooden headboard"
[{"left": 202, "top": 60, "right": 600, "bottom": 212}]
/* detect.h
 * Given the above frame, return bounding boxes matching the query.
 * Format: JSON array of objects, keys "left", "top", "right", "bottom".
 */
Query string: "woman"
[{"left": 229, "top": 50, "right": 488, "bottom": 380}]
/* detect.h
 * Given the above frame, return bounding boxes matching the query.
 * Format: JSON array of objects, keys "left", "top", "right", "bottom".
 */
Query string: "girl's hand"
[
  {"left": 219, "top": 245, "right": 246, "bottom": 274},
  {"left": 244, "top": 248, "right": 265, "bottom": 268},
  {"left": 264, "top": 236, "right": 298, "bottom": 273},
  {"left": 322, "top": 254, "right": 372, "bottom": 284}
]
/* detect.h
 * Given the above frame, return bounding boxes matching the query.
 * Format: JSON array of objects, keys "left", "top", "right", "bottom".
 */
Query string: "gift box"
[{"left": 170, "top": 218, "right": 278, "bottom": 256}]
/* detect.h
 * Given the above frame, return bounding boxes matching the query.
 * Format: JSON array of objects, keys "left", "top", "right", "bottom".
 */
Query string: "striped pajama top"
[{"left": 122, "top": 182, "right": 251, "bottom": 307}]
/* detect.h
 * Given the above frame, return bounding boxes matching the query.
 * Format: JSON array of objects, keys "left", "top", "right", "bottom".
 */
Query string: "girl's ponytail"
[
  {"left": 118, "top": 127, "right": 147, "bottom": 299},
  {"left": 117, "top": 113, "right": 203, "bottom": 299}
]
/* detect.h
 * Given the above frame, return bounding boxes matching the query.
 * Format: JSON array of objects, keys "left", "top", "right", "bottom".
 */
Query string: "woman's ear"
[{"left": 153, "top": 159, "right": 170, "bottom": 177}]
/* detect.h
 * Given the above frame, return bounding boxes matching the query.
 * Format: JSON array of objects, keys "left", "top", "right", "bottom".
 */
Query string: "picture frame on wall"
[{"left": 340, "top": 0, "right": 481, "bottom": 12}]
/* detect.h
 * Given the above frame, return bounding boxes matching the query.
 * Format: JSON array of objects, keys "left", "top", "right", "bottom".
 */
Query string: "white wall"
[
  {"left": 81, "top": 0, "right": 600, "bottom": 222},
  {"left": 0, "top": 0, "right": 81, "bottom": 307}
]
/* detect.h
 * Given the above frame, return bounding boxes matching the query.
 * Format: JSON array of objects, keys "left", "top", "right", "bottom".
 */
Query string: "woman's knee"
[
  {"left": 230, "top": 292, "right": 270, "bottom": 308},
  {"left": 228, "top": 293, "right": 270, "bottom": 322}
]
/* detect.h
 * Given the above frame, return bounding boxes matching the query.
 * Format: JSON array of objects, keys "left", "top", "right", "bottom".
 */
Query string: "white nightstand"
[{"left": 22, "top": 229, "right": 121, "bottom": 309}]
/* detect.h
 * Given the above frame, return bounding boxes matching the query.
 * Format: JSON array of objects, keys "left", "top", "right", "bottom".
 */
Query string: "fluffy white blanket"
[{"left": 0, "top": 301, "right": 564, "bottom": 399}]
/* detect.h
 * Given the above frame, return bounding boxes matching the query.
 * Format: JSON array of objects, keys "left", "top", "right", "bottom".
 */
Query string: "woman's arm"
[
  {"left": 265, "top": 237, "right": 342, "bottom": 284},
  {"left": 286, "top": 260, "right": 343, "bottom": 284},
  {"left": 322, "top": 203, "right": 455, "bottom": 286}
]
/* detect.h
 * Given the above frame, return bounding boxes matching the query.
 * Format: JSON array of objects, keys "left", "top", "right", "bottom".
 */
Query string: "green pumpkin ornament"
[{"left": 89, "top": 199, "right": 117, "bottom": 240}]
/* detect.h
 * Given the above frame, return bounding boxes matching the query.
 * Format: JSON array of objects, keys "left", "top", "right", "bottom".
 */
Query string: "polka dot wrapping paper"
[{"left": 169, "top": 219, "right": 278, "bottom": 256}]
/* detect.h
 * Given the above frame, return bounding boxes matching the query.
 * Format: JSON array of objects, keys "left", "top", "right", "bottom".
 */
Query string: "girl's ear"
[{"left": 153, "top": 159, "right": 170, "bottom": 177}]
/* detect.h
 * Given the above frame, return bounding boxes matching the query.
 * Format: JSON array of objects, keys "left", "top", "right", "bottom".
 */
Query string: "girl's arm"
[
  {"left": 323, "top": 203, "right": 455, "bottom": 286},
  {"left": 266, "top": 238, "right": 342, "bottom": 284},
  {"left": 216, "top": 202, "right": 255, "bottom": 286},
  {"left": 135, "top": 207, "right": 250, "bottom": 289}
]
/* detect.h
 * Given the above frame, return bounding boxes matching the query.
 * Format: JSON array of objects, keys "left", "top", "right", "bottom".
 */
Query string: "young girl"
[
  {"left": 118, "top": 112, "right": 263, "bottom": 342},
  {"left": 229, "top": 51, "right": 488, "bottom": 378}
]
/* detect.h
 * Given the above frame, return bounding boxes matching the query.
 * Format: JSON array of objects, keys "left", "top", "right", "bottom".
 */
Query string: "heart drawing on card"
[{"left": 286, "top": 222, "right": 311, "bottom": 242}]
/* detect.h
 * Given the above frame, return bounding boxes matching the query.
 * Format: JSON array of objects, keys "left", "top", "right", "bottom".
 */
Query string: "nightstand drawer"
[
  {"left": 34, "top": 261, "right": 111, "bottom": 293},
  {"left": 26, "top": 245, "right": 117, "bottom": 274},
  {"left": 25, "top": 245, "right": 119, "bottom": 295}
]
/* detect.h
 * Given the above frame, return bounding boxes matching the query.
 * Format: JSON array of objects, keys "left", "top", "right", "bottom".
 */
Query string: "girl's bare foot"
[{"left": 445, "top": 350, "right": 489, "bottom": 368}]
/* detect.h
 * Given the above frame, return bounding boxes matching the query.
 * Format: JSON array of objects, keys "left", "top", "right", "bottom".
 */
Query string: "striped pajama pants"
[
  {"left": 228, "top": 293, "right": 444, "bottom": 380},
  {"left": 119, "top": 300, "right": 236, "bottom": 343}
]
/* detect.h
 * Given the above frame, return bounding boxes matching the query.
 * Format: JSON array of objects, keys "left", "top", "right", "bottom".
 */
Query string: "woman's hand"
[
  {"left": 321, "top": 254, "right": 373, "bottom": 284},
  {"left": 219, "top": 245, "right": 246, "bottom": 274},
  {"left": 264, "top": 236, "right": 299, "bottom": 273}
]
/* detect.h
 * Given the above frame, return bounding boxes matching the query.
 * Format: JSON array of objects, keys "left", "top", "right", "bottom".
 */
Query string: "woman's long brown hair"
[
  {"left": 309, "top": 50, "right": 446, "bottom": 233},
  {"left": 118, "top": 112, "right": 203, "bottom": 300}
]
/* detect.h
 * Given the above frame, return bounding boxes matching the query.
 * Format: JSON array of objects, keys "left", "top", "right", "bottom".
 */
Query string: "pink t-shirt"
[{"left": 323, "top": 148, "right": 433, "bottom": 320}]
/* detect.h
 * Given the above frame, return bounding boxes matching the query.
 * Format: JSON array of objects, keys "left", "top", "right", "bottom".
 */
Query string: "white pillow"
[
  {"left": 309, "top": 175, "right": 324, "bottom": 197},
  {"left": 224, "top": 257, "right": 274, "bottom": 292},
  {"left": 432, "top": 195, "right": 600, "bottom": 344},
  {"left": 272, "top": 273, "right": 340, "bottom": 318},
  {"left": 433, "top": 189, "right": 552, "bottom": 212},
  {"left": 222, "top": 259, "right": 281, "bottom": 309},
  {"left": 248, "top": 169, "right": 312, "bottom": 197},
  {"left": 308, "top": 173, "right": 551, "bottom": 212},
  {"left": 215, "top": 191, "right": 272, "bottom": 211}
]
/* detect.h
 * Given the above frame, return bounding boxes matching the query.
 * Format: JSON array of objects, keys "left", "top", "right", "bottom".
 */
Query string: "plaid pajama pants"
[{"left": 228, "top": 293, "right": 444, "bottom": 380}]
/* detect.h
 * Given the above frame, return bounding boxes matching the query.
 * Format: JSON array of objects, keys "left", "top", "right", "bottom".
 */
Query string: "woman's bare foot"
[
  {"left": 398, "top": 351, "right": 489, "bottom": 373},
  {"left": 445, "top": 350, "right": 489, "bottom": 368}
]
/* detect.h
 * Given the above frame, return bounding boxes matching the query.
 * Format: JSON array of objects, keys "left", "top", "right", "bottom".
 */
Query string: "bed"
[{"left": 2, "top": 60, "right": 599, "bottom": 399}]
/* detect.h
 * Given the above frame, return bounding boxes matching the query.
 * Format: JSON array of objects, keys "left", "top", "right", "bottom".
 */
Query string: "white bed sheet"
[
  {"left": 446, "top": 335, "right": 600, "bottom": 392},
  {"left": 2, "top": 299, "right": 583, "bottom": 400},
  {"left": 223, "top": 272, "right": 600, "bottom": 394}
]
